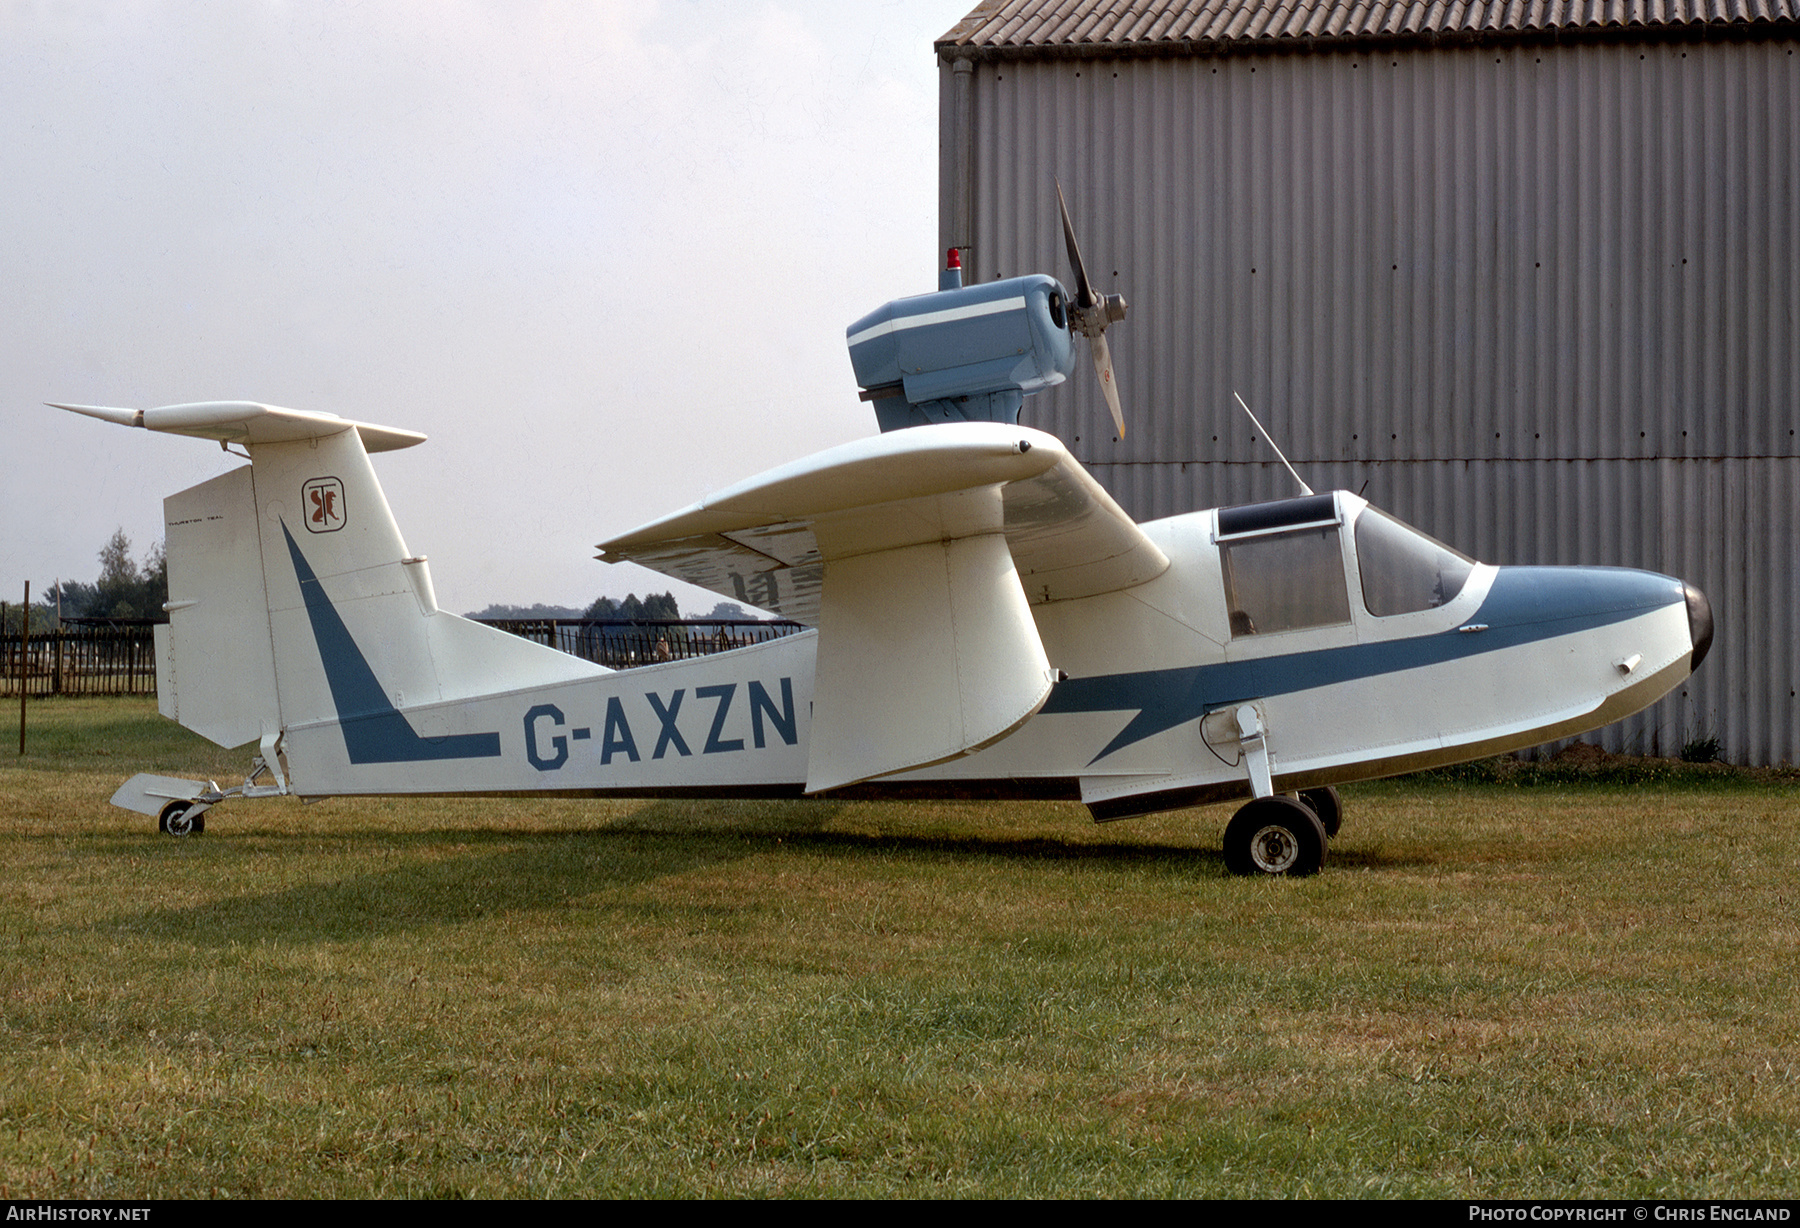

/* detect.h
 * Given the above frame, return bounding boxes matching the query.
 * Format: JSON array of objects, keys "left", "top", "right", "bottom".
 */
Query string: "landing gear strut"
[
  {"left": 1214, "top": 704, "right": 1341, "bottom": 876},
  {"left": 127, "top": 731, "right": 289, "bottom": 837}
]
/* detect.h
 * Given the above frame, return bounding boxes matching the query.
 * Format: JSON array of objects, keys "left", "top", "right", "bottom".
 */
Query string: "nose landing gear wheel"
[
  {"left": 158, "top": 801, "right": 205, "bottom": 837},
  {"left": 1224, "top": 796, "right": 1326, "bottom": 876}
]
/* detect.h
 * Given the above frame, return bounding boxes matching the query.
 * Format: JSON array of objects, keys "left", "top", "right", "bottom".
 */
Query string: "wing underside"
[
  {"left": 598, "top": 425, "right": 1168, "bottom": 792},
  {"left": 599, "top": 424, "right": 1166, "bottom": 625}
]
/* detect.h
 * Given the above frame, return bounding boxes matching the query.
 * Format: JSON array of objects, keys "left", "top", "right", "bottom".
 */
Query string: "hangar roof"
[{"left": 938, "top": 0, "right": 1800, "bottom": 58}]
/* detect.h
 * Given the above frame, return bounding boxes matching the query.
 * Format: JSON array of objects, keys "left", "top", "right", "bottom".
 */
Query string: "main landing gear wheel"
[
  {"left": 158, "top": 801, "right": 205, "bottom": 837},
  {"left": 1298, "top": 785, "right": 1343, "bottom": 838},
  {"left": 1224, "top": 796, "right": 1327, "bottom": 877}
]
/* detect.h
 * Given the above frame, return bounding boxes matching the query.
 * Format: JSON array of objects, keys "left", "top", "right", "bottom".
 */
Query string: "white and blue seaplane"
[{"left": 58, "top": 196, "right": 1712, "bottom": 875}]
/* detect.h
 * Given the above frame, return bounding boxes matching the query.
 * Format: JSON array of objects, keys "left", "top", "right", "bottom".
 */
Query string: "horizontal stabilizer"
[{"left": 51, "top": 401, "right": 425, "bottom": 453}]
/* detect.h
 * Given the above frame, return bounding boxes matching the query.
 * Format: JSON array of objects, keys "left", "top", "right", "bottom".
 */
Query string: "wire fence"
[
  {"left": 479, "top": 618, "right": 806, "bottom": 671},
  {"left": 0, "top": 621, "right": 159, "bottom": 697},
  {"left": 0, "top": 616, "right": 807, "bottom": 697}
]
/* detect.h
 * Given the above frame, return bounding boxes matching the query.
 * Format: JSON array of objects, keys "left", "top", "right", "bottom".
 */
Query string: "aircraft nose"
[{"left": 1684, "top": 582, "right": 1714, "bottom": 672}]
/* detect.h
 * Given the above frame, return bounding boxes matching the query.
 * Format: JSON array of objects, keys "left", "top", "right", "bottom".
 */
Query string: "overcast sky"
[{"left": 1, "top": 0, "right": 974, "bottom": 615}]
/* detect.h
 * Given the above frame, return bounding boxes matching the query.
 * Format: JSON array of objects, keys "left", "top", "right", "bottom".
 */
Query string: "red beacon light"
[{"left": 940, "top": 246, "right": 963, "bottom": 290}]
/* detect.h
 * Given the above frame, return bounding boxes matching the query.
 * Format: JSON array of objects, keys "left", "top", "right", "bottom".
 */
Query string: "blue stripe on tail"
[{"left": 281, "top": 522, "right": 501, "bottom": 764}]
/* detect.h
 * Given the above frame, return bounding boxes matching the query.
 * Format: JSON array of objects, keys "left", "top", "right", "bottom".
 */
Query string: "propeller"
[{"left": 1056, "top": 180, "right": 1129, "bottom": 439}]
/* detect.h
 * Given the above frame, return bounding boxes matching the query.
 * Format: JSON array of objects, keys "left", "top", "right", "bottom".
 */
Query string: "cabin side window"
[
  {"left": 1354, "top": 508, "right": 1475, "bottom": 617},
  {"left": 1220, "top": 526, "right": 1352, "bottom": 637}
]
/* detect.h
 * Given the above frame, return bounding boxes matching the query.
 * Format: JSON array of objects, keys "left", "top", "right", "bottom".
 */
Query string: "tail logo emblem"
[{"left": 303, "top": 477, "right": 346, "bottom": 532}]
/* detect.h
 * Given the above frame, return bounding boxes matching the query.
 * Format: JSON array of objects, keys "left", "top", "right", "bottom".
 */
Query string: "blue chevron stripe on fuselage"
[
  {"left": 280, "top": 522, "right": 502, "bottom": 764},
  {"left": 1042, "top": 567, "right": 1685, "bottom": 764}
]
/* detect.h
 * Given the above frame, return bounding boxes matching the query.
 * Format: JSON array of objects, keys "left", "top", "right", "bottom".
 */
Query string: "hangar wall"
[{"left": 940, "top": 36, "right": 1800, "bottom": 764}]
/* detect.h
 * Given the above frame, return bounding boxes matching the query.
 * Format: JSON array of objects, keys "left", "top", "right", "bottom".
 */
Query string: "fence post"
[{"left": 17, "top": 581, "right": 27, "bottom": 753}]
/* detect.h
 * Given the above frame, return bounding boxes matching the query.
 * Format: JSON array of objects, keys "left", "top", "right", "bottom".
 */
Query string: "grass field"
[{"left": 2, "top": 697, "right": 1797, "bottom": 1198}]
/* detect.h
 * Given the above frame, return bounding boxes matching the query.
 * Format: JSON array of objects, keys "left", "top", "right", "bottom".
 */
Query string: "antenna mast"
[{"left": 1232, "top": 391, "right": 1313, "bottom": 497}]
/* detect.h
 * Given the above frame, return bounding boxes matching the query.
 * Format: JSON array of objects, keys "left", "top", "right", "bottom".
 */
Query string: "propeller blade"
[
  {"left": 1091, "top": 330, "right": 1125, "bottom": 440},
  {"left": 1055, "top": 180, "right": 1128, "bottom": 440},
  {"left": 1055, "top": 180, "right": 1096, "bottom": 309}
]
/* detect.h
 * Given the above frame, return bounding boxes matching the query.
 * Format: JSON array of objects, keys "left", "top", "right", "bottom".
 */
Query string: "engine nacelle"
[{"left": 845, "top": 274, "right": 1076, "bottom": 432}]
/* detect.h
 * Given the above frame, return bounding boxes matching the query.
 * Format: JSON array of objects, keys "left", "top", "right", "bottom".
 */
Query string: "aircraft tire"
[
  {"left": 1224, "top": 796, "right": 1327, "bottom": 877},
  {"left": 158, "top": 801, "right": 205, "bottom": 837},
  {"left": 1298, "top": 786, "right": 1343, "bottom": 837}
]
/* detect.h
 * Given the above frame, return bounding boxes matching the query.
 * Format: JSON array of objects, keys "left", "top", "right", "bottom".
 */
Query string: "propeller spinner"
[{"left": 1056, "top": 181, "right": 1129, "bottom": 439}]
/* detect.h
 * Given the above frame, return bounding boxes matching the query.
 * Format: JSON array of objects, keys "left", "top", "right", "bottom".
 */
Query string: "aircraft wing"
[
  {"left": 598, "top": 423, "right": 1167, "bottom": 624},
  {"left": 598, "top": 423, "right": 1168, "bottom": 792}
]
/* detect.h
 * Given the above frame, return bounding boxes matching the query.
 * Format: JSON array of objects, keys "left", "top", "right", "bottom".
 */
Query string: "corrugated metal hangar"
[{"left": 937, "top": 0, "right": 1800, "bottom": 765}]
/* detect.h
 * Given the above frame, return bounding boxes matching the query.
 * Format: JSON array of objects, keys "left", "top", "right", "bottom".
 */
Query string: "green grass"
[{"left": 2, "top": 697, "right": 1798, "bottom": 1197}]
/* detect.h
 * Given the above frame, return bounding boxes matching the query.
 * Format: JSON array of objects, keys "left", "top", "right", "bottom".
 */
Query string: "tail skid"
[{"left": 110, "top": 741, "right": 290, "bottom": 837}]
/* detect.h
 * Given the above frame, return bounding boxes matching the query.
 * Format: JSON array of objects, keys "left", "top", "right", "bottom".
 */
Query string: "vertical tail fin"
[
  {"left": 85, "top": 402, "right": 602, "bottom": 767},
  {"left": 249, "top": 424, "right": 455, "bottom": 748}
]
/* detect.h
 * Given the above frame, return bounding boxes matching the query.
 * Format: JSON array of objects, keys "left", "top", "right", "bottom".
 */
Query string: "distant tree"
[
  {"left": 705, "top": 601, "right": 752, "bottom": 620},
  {"left": 2, "top": 531, "right": 168, "bottom": 633},
  {"left": 638, "top": 592, "right": 680, "bottom": 620},
  {"left": 584, "top": 592, "right": 680, "bottom": 621},
  {"left": 466, "top": 603, "right": 585, "bottom": 620},
  {"left": 83, "top": 529, "right": 167, "bottom": 620},
  {"left": 97, "top": 530, "right": 133, "bottom": 587},
  {"left": 144, "top": 539, "right": 167, "bottom": 595},
  {"left": 45, "top": 579, "right": 98, "bottom": 621},
  {"left": 0, "top": 600, "right": 60, "bottom": 635}
]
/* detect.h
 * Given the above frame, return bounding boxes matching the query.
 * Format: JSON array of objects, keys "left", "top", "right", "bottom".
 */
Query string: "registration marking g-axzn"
[{"left": 523, "top": 678, "right": 799, "bottom": 772}]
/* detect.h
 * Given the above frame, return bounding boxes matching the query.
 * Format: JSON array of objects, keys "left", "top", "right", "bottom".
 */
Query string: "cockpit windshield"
[{"left": 1354, "top": 508, "right": 1475, "bottom": 616}]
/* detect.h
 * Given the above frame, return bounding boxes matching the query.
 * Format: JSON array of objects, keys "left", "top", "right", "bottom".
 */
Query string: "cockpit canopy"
[{"left": 1214, "top": 492, "right": 1476, "bottom": 637}]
